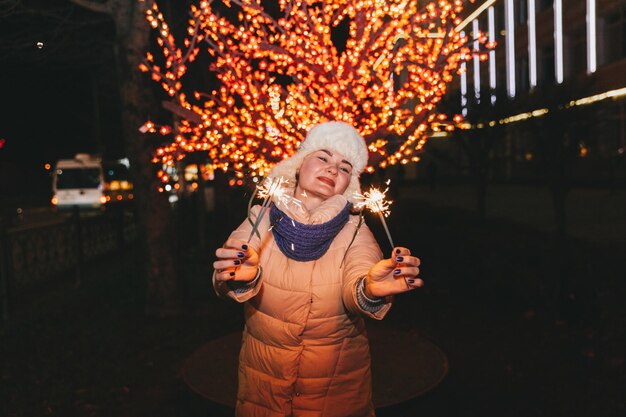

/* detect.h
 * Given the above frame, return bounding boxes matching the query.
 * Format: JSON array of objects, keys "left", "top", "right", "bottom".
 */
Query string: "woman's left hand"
[{"left": 364, "top": 247, "right": 423, "bottom": 298}]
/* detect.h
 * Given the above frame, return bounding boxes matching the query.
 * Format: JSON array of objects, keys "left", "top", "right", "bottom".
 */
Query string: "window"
[
  {"left": 498, "top": 65, "right": 507, "bottom": 93},
  {"left": 517, "top": 55, "right": 530, "bottom": 92},
  {"left": 538, "top": 0, "right": 552, "bottom": 13},
  {"left": 599, "top": 8, "right": 626, "bottom": 65},
  {"left": 495, "top": 2, "right": 506, "bottom": 37},
  {"left": 56, "top": 168, "right": 102, "bottom": 190},
  {"left": 517, "top": 0, "right": 528, "bottom": 25},
  {"left": 566, "top": 29, "right": 586, "bottom": 78},
  {"left": 539, "top": 46, "right": 555, "bottom": 85}
]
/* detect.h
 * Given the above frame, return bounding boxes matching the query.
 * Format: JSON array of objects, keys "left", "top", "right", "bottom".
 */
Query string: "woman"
[{"left": 213, "top": 121, "right": 422, "bottom": 417}]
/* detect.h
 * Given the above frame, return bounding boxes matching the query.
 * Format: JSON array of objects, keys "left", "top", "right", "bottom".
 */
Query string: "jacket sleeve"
[
  {"left": 212, "top": 205, "right": 266, "bottom": 303},
  {"left": 341, "top": 220, "right": 392, "bottom": 320}
]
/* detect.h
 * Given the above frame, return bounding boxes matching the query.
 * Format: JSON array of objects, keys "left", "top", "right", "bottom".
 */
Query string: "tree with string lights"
[{"left": 142, "top": 0, "right": 478, "bottom": 184}]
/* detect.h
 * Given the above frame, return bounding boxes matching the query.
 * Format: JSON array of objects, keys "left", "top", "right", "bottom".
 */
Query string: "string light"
[
  {"left": 142, "top": 0, "right": 473, "bottom": 185},
  {"left": 461, "top": 85, "right": 626, "bottom": 130}
]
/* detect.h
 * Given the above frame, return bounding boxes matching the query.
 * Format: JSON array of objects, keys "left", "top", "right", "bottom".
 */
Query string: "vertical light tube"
[
  {"left": 528, "top": 0, "right": 537, "bottom": 87},
  {"left": 587, "top": 0, "right": 597, "bottom": 73},
  {"left": 473, "top": 19, "right": 481, "bottom": 102},
  {"left": 505, "top": 0, "right": 516, "bottom": 97},
  {"left": 554, "top": 0, "right": 564, "bottom": 83},
  {"left": 488, "top": 6, "right": 496, "bottom": 104},
  {"left": 460, "top": 31, "right": 468, "bottom": 116}
]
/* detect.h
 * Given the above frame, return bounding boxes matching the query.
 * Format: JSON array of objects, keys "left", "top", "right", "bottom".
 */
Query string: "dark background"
[{"left": 1, "top": 1, "right": 625, "bottom": 416}]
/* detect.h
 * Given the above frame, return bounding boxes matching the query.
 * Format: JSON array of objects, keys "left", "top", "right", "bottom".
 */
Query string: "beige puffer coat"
[{"left": 214, "top": 194, "right": 392, "bottom": 417}]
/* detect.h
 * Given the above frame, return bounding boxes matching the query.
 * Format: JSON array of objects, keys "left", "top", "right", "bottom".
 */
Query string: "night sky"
[
  {"left": 3, "top": 67, "right": 104, "bottom": 161},
  {"left": 0, "top": 1, "right": 206, "bottom": 202},
  {"left": 1, "top": 1, "right": 125, "bottom": 200},
  {"left": 0, "top": 0, "right": 351, "bottom": 202}
]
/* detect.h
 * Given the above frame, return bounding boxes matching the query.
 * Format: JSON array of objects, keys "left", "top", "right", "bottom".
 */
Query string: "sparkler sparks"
[
  {"left": 247, "top": 176, "right": 303, "bottom": 243},
  {"left": 257, "top": 177, "right": 303, "bottom": 211},
  {"left": 355, "top": 186, "right": 393, "bottom": 217},
  {"left": 354, "top": 182, "right": 395, "bottom": 249}
]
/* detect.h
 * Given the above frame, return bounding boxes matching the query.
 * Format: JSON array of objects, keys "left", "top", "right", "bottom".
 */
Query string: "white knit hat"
[{"left": 268, "top": 121, "right": 369, "bottom": 203}]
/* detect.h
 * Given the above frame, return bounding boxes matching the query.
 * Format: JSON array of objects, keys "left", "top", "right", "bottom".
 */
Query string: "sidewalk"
[
  {"left": 399, "top": 184, "right": 626, "bottom": 244},
  {"left": 2, "top": 190, "right": 624, "bottom": 417}
]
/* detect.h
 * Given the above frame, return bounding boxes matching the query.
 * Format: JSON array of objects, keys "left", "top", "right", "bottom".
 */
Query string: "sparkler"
[
  {"left": 355, "top": 181, "right": 395, "bottom": 249},
  {"left": 247, "top": 176, "right": 303, "bottom": 243},
  {"left": 247, "top": 177, "right": 283, "bottom": 242},
  {"left": 256, "top": 177, "right": 303, "bottom": 211}
]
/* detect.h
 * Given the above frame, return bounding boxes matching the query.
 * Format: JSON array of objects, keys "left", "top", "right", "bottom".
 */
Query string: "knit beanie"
[{"left": 268, "top": 121, "right": 369, "bottom": 203}]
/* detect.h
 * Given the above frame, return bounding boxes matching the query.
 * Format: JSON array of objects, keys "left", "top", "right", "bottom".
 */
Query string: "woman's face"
[{"left": 295, "top": 149, "right": 353, "bottom": 203}]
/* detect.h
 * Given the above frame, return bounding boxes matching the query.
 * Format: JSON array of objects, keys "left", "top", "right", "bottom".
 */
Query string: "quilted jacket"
[{"left": 213, "top": 194, "right": 392, "bottom": 417}]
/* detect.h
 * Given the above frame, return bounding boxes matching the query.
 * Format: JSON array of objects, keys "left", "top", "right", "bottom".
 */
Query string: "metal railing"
[{"left": 0, "top": 209, "right": 137, "bottom": 322}]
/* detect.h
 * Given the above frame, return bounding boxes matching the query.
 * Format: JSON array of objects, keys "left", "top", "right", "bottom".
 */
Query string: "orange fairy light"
[{"left": 142, "top": 0, "right": 473, "bottom": 185}]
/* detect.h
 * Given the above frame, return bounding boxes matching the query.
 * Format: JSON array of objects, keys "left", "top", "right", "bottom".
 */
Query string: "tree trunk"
[{"left": 111, "top": 0, "right": 182, "bottom": 315}]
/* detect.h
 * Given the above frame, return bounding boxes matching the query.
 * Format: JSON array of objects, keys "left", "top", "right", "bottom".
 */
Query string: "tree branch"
[
  {"left": 162, "top": 101, "right": 203, "bottom": 124},
  {"left": 69, "top": 0, "right": 110, "bottom": 14}
]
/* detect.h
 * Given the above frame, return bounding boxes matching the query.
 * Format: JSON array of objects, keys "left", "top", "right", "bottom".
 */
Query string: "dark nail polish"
[
  {"left": 395, "top": 249, "right": 401, "bottom": 254},
  {"left": 408, "top": 279, "right": 415, "bottom": 284},
  {"left": 234, "top": 260, "right": 241, "bottom": 265},
  {"left": 393, "top": 269, "right": 401, "bottom": 275},
  {"left": 229, "top": 272, "right": 235, "bottom": 276},
  {"left": 242, "top": 244, "right": 248, "bottom": 250},
  {"left": 237, "top": 252, "right": 244, "bottom": 258},
  {"left": 396, "top": 256, "right": 404, "bottom": 262}
]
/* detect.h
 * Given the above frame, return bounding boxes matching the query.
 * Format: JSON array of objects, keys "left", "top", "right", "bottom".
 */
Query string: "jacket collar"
[{"left": 273, "top": 193, "right": 349, "bottom": 226}]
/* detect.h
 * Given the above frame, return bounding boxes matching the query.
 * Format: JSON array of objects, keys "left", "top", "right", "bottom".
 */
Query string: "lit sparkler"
[
  {"left": 257, "top": 177, "right": 304, "bottom": 211},
  {"left": 247, "top": 176, "right": 302, "bottom": 242},
  {"left": 247, "top": 177, "right": 282, "bottom": 242},
  {"left": 355, "top": 181, "right": 395, "bottom": 249}
]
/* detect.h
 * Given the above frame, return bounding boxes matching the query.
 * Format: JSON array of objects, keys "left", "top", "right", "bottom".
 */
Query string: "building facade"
[{"left": 425, "top": 0, "right": 626, "bottom": 185}]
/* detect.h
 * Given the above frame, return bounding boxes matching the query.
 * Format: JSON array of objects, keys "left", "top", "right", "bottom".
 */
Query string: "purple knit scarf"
[{"left": 269, "top": 202, "right": 351, "bottom": 262}]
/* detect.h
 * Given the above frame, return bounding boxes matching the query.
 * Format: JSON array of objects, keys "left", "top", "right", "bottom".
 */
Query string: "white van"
[{"left": 52, "top": 154, "right": 106, "bottom": 210}]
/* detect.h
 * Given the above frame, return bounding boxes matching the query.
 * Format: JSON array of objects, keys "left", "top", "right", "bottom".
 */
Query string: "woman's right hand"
[
  {"left": 213, "top": 238, "right": 260, "bottom": 283},
  {"left": 365, "top": 246, "right": 422, "bottom": 298}
]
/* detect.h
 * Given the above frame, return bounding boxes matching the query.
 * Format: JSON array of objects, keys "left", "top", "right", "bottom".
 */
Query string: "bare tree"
[
  {"left": 528, "top": 81, "right": 592, "bottom": 238},
  {"left": 449, "top": 88, "right": 513, "bottom": 218}
]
